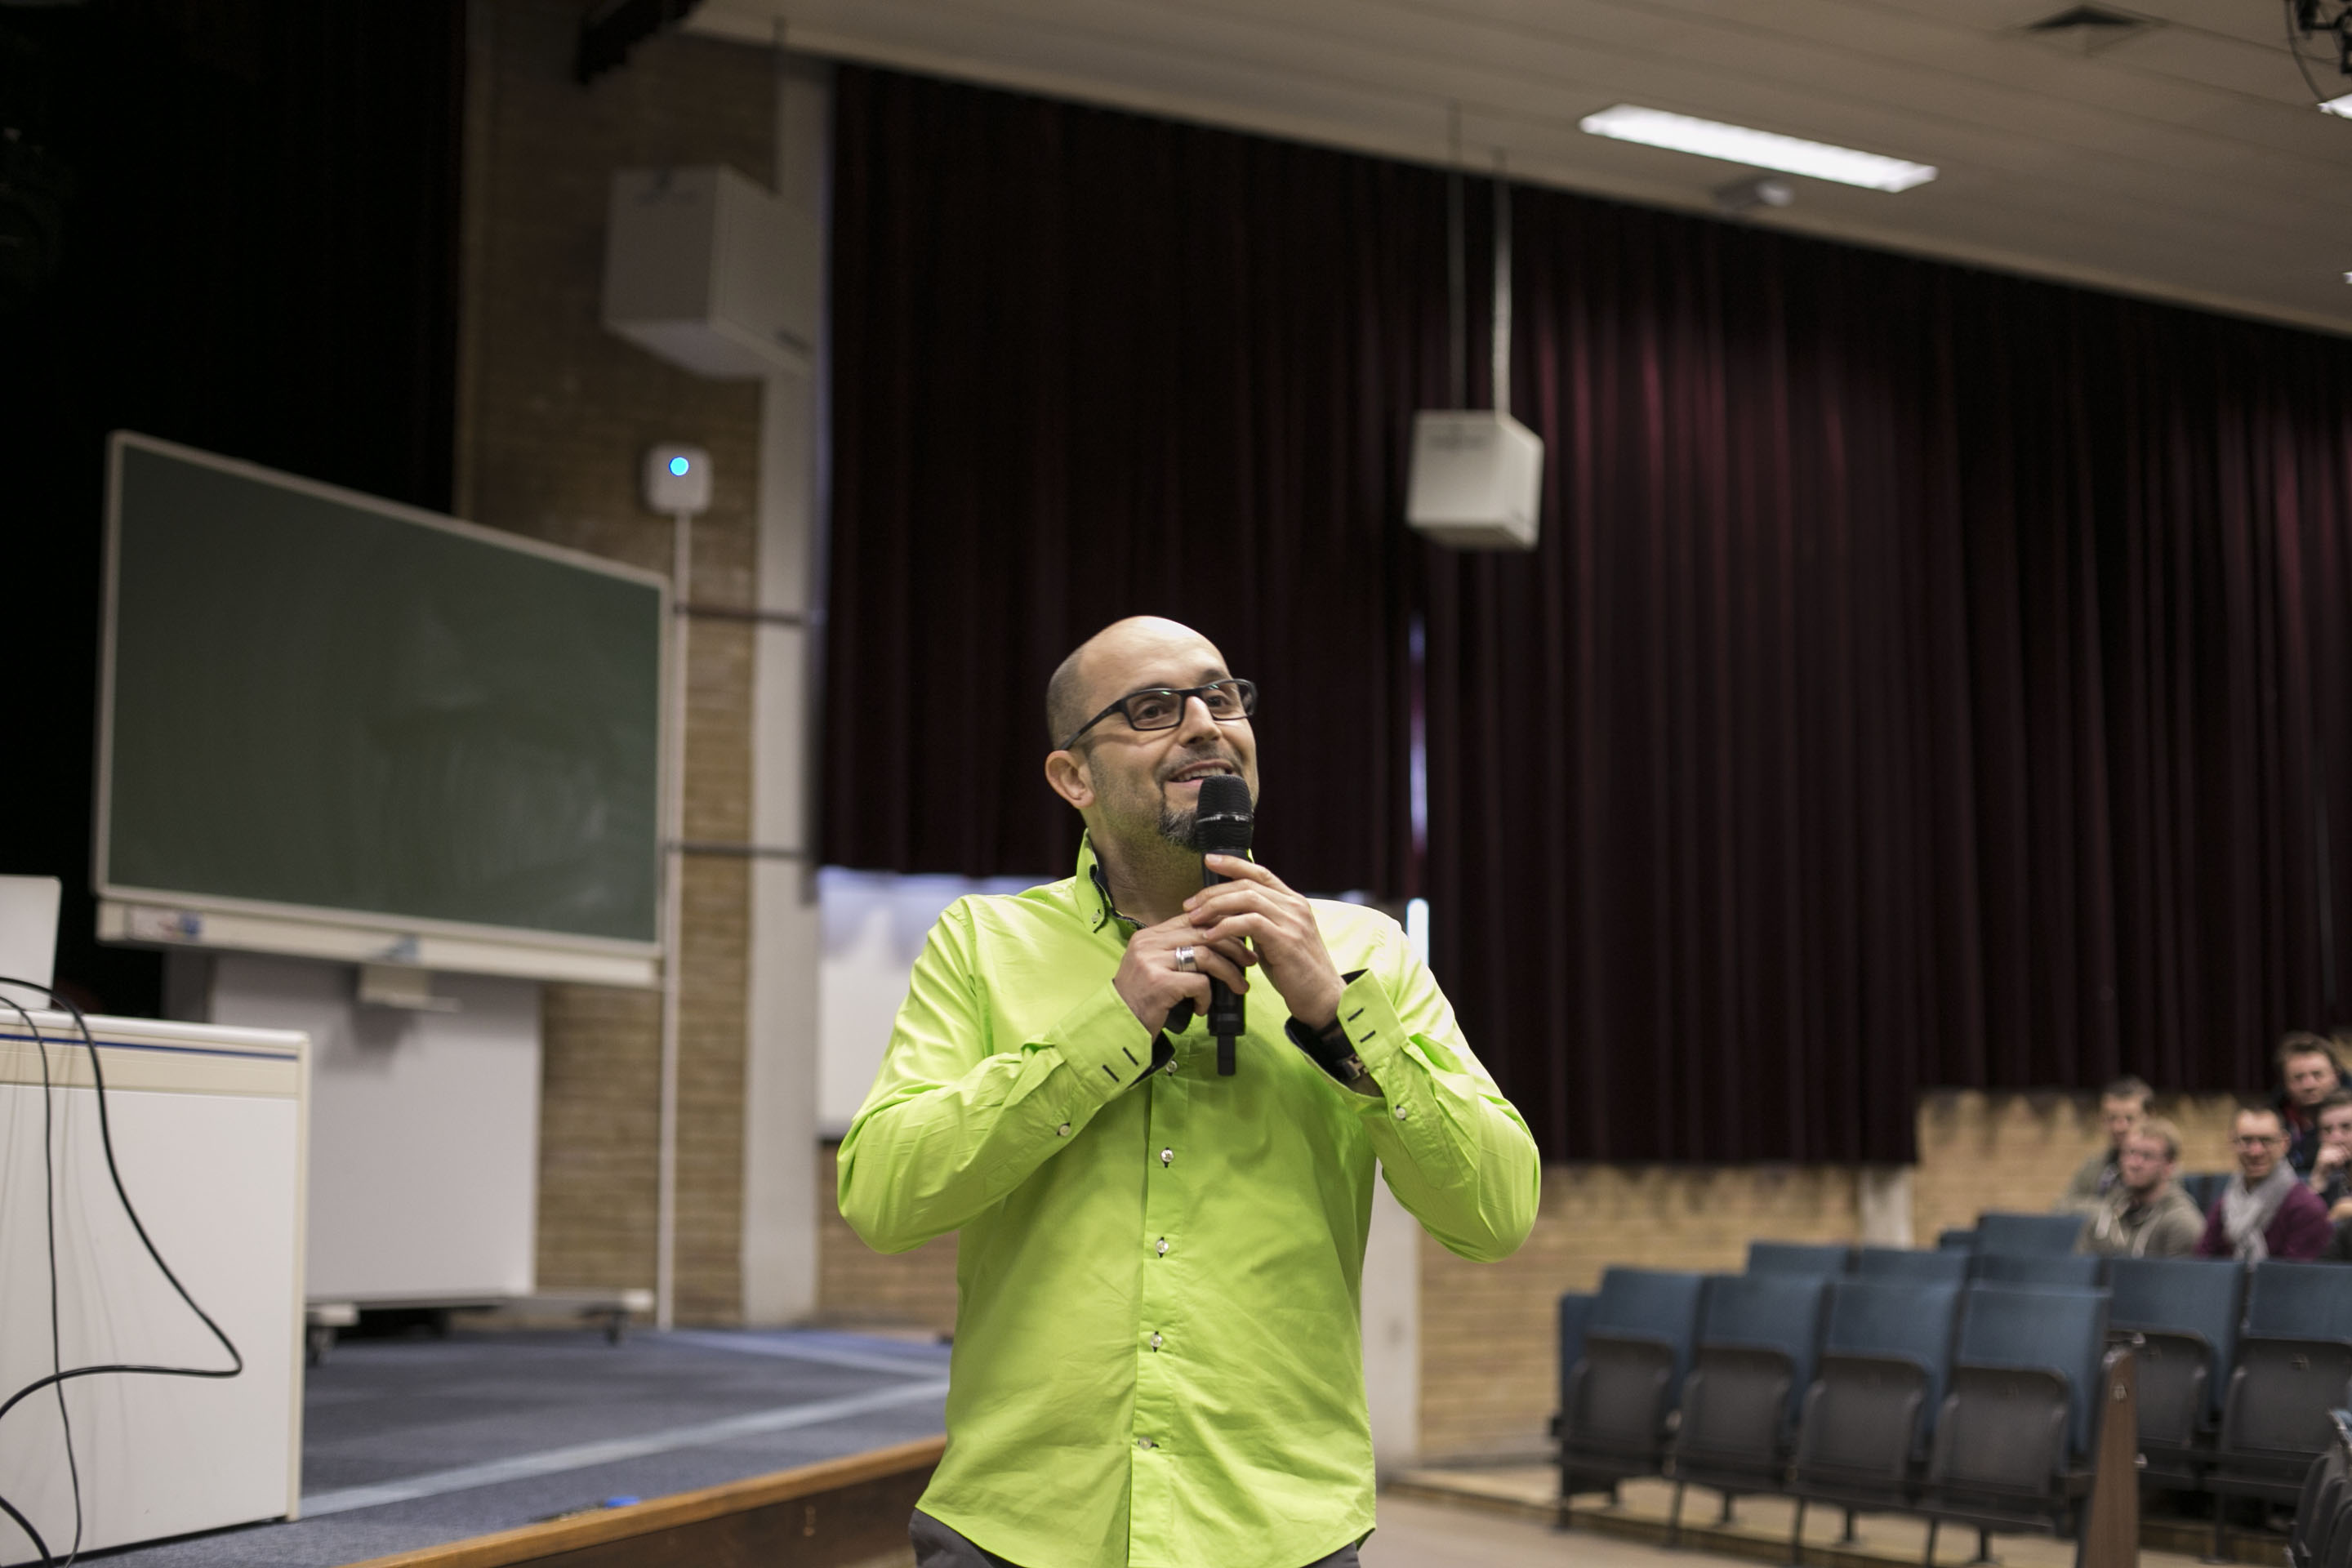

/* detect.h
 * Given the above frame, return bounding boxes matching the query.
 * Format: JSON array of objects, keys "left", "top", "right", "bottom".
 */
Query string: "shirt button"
[
  {"left": 1149, "top": 1332, "right": 1164, "bottom": 1350},
  {"left": 1058, "top": 1123, "right": 1071, "bottom": 1137},
  {"left": 1156, "top": 1237, "right": 1169, "bottom": 1256},
  {"left": 1136, "top": 1437, "right": 1155, "bottom": 1450},
  {"left": 1160, "top": 1147, "right": 1174, "bottom": 1166},
  {"left": 1393, "top": 1106, "right": 1408, "bottom": 1120}
]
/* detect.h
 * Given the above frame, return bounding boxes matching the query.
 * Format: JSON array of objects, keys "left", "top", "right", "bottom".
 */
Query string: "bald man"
[{"left": 840, "top": 618, "right": 1540, "bottom": 1568}]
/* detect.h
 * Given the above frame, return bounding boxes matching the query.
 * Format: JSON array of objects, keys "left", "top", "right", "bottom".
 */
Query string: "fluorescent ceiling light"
[
  {"left": 2321, "top": 92, "right": 2352, "bottom": 118},
  {"left": 1579, "top": 105, "right": 1938, "bottom": 193}
]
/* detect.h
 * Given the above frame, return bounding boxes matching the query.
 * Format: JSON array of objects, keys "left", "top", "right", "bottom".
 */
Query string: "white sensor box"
[
  {"left": 1405, "top": 410, "right": 1545, "bottom": 551},
  {"left": 604, "top": 166, "right": 815, "bottom": 378},
  {"left": 644, "top": 444, "right": 712, "bottom": 515}
]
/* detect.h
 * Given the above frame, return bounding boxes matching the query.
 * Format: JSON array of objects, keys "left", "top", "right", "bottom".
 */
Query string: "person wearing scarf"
[{"left": 2195, "top": 1107, "right": 2334, "bottom": 1261}]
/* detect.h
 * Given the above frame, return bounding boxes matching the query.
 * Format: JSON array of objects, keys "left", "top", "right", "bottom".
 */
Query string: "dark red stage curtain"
[
  {"left": 1424, "top": 198, "right": 2352, "bottom": 1160},
  {"left": 826, "top": 65, "right": 2352, "bottom": 1160},
  {"left": 824, "top": 65, "right": 1437, "bottom": 892}
]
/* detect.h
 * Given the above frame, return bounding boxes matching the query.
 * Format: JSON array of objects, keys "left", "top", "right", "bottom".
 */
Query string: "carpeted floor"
[{"left": 79, "top": 1327, "right": 950, "bottom": 1566}]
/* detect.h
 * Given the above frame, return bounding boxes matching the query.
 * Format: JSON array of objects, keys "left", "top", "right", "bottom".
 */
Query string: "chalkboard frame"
[{"left": 94, "top": 431, "right": 670, "bottom": 987}]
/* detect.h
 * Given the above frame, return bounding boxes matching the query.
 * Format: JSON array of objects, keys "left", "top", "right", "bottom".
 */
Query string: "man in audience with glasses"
[
  {"left": 2080, "top": 1116, "right": 2202, "bottom": 1258},
  {"left": 839, "top": 616, "right": 1540, "bottom": 1568},
  {"left": 2194, "top": 1107, "right": 2333, "bottom": 1262}
]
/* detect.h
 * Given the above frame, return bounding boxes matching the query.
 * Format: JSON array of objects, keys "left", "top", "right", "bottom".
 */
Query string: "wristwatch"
[{"left": 1284, "top": 1012, "right": 1370, "bottom": 1088}]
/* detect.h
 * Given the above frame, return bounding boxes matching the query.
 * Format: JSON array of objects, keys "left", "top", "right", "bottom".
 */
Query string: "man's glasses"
[{"left": 1058, "top": 679, "right": 1257, "bottom": 752}]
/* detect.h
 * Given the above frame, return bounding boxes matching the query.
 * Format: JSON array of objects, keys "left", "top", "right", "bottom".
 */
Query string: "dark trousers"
[{"left": 911, "top": 1509, "right": 1363, "bottom": 1568}]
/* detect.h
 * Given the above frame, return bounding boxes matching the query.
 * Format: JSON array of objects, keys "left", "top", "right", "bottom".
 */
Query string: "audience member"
[
  {"left": 2195, "top": 1107, "right": 2334, "bottom": 1261},
  {"left": 2080, "top": 1117, "right": 2202, "bottom": 1257},
  {"left": 2274, "top": 1032, "right": 2351, "bottom": 1176},
  {"left": 2306, "top": 1089, "right": 2352, "bottom": 1223},
  {"left": 2055, "top": 1076, "right": 2152, "bottom": 1214}
]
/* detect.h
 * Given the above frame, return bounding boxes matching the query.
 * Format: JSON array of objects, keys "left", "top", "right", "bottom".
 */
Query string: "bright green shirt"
[{"left": 838, "top": 837, "right": 1541, "bottom": 1568}]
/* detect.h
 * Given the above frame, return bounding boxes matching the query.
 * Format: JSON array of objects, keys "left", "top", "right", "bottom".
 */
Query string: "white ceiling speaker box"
[
  {"left": 603, "top": 165, "right": 815, "bottom": 378},
  {"left": 1405, "top": 409, "right": 1544, "bottom": 550}
]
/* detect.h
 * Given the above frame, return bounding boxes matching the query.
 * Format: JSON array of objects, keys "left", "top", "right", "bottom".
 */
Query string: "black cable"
[
  {"left": 0, "top": 992, "right": 65, "bottom": 1568},
  {"left": 0, "top": 1495, "right": 45, "bottom": 1568},
  {"left": 0, "top": 981, "right": 247, "bottom": 1568},
  {"left": 2285, "top": 0, "right": 2346, "bottom": 105}
]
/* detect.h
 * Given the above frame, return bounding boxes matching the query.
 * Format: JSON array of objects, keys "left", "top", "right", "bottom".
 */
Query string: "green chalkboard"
[{"left": 100, "top": 434, "right": 665, "bottom": 948}]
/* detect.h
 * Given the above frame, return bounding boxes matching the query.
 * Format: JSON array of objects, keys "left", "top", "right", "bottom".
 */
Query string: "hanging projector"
[
  {"left": 1406, "top": 135, "right": 1544, "bottom": 551},
  {"left": 1406, "top": 410, "right": 1544, "bottom": 550}
]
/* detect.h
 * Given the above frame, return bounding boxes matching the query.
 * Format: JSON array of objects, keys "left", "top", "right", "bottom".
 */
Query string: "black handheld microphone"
[{"left": 1195, "top": 773, "right": 1254, "bottom": 1076}]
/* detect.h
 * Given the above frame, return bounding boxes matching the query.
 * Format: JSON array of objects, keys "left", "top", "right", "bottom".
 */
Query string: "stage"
[{"left": 85, "top": 1327, "right": 950, "bottom": 1566}]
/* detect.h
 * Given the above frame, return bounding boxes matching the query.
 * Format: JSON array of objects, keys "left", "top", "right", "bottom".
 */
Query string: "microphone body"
[{"left": 1193, "top": 775, "right": 1254, "bottom": 1076}]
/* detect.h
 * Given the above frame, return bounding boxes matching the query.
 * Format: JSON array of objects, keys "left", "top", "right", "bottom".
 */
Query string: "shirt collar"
[{"left": 1075, "top": 832, "right": 1134, "bottom": 933}]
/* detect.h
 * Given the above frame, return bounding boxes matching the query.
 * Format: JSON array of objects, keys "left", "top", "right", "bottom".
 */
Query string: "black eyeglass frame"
[{"left": 1058, "top": 679, "right": 1258, "bottom": 752}]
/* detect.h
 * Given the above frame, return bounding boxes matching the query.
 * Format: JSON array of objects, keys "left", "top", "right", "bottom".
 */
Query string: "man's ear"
[{"left": 1044, "top": 748, "right": 1094, "bottom": 811}]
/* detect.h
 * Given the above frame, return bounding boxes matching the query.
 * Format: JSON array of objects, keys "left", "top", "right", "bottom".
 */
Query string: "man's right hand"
[{"left": 1114, "top": 915, "right": 1254, "bottom": 1038}]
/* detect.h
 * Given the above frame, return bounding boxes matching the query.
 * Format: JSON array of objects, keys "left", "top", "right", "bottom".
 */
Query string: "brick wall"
[
  {"left": 1911, "top": 1089, "right": 2245, "bottom": 1241},
  {"left": 457, "top": 0, "right": 773, "bottom": 1321},
  {"left": 815, "top": 1093, "right": 2257, "bottom": 1458}
]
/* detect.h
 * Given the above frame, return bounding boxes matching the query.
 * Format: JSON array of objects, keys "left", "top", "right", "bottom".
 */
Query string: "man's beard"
[{"left": 1156, "top": 800, "right": 1203, "bottom": 853}]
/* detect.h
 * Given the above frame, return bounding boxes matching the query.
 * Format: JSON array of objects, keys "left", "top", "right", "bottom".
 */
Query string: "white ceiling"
[{"left": 692, "top": 0, "right": 2352, "bottom": 336}]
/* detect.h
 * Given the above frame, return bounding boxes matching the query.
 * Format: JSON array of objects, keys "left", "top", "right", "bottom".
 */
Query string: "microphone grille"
[{"left": 1196, "top": 774, "right": 1254, "bottom": 854}]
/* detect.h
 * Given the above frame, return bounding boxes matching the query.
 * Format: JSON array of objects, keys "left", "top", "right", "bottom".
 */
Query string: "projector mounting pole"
[
  {"left": 1491, "top": 149, "right": 1512, "bottom": 419},
  {"left": 1446, "top": 103, "right": 1466, "bottom": 410}
]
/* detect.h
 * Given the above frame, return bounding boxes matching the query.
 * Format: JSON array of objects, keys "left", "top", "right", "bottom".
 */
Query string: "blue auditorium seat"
[
  {"left": 1917, "top": 1283, "right": 2111, "bottom": 1550},
  {"left": 1972, "top": 1252, "right": 2105, "bottom": 1290},
  {"left": 2105, "top": 1255, "right": 2243, "bottom": 1481},
  {"left": 2179, "top": 1171, "right": 2230, "bottom": 1216},
  {"left": 1976, "top": 1211, "right": 2090, "bottom": 1256},
  {"left": 2208, "top": 1263, "right": 2352, "bottom": 1559},
  {"left": 1668, "top": 1272, "right": 1832, "bottom": 1538},
  {"left": 1747, "top": 1240, "right": 1852, "bottom": 1277},
  {"left": 1783, "top": 1276, "right": 1965, "bottom": 1556},
  {"left": 1556, "top": 1268, "right": 1708, "bottom": 1496},
  {"left": 1854, "top": 1245, "right": 1971, "bottom": 1284}
]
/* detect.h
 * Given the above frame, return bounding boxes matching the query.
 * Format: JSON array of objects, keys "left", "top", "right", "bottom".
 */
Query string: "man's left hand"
[{"left": 1184, "top": 856, "right": 1346, "bottom": 1031}]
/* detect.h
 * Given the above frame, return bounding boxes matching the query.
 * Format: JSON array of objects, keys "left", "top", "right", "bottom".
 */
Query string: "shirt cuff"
[
  {"left": 1045, "top": 981, "right": 1174, "bottom": 1102},
  {"left": 1285, "top": 969, "right": 1385, "bottom": 1089}
]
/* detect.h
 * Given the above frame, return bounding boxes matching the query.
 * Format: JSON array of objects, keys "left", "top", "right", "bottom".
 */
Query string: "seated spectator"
[
  {"left": 2056, "top": 1076, "right": 2152, "bottom": 1214},
  {"left": 2081, "top": 1117, "right": 2202, "bottom": 1257},
  {"left": 2306, "top": 1089, "right": 2352, "bottom": 1223},
  {"left": 2196, "top": 1107, "right": 2335, "bottom": 1262},
  {"left": 2274, "top": 1032, "right": 2351, "bottom": 1177}
]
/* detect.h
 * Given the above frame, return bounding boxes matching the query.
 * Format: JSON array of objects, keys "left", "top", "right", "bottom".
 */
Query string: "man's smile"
[{"left": 1165, "top": 758, "right": 1237, "bottom": 786}]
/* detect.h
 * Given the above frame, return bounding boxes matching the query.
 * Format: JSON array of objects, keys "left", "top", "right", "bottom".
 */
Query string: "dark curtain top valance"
[{"left": 826, "top": 64, "right": 2352, "bottom": 1162}]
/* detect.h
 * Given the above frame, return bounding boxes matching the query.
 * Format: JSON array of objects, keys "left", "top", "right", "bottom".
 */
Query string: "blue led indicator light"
[{"left": 668, "top": 457, "right": 690, "bottom": 477}]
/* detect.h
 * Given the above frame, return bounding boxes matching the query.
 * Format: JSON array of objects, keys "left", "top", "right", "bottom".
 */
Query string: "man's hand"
[
  {"left": 2314, "top": 1142, "right": 2349, "bottom": 1183},
  {"left": 1115, "top": 913, "right": 1255, "bottom": 1038},
  {"left": 1183, "top": 856, "right": 1347, "bottom": 1031}
]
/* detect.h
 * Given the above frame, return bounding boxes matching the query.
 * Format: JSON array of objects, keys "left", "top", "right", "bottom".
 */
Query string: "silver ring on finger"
[{"left": 1174, "top": 945, "right": 1198, "bottom": 973}]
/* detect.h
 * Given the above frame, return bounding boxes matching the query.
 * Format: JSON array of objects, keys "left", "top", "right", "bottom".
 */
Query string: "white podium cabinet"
[{"left": 0, "top": 1013, "right": 308, "bottom": 1556}]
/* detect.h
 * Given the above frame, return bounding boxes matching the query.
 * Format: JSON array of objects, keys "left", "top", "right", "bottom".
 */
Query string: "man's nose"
[{"left": 1173, "top": 693, "right": 1223, "bottom": 745}]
